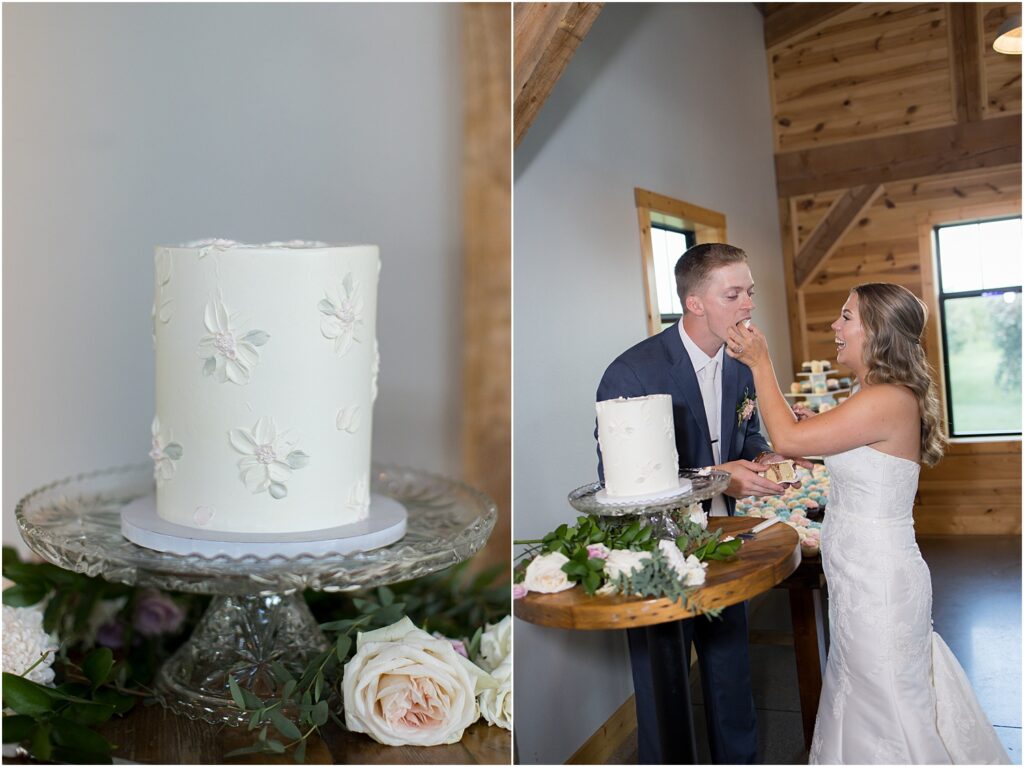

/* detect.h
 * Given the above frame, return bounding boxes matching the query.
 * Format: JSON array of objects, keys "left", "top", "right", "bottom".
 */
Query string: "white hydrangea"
[{"left": 2, "top": 604, "right": 58, "bottom": 686}]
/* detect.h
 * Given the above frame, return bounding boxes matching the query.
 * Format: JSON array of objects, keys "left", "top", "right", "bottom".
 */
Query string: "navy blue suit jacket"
[{"left": 596, "top": 323, "right": 771, "bottom": 515}]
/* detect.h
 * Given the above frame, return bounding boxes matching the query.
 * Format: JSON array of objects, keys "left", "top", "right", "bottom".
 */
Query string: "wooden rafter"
[
  {"left": 513, "top": 2, "right": 603, "bottom": 147},
  {"left": 775, "top": 115, "right": 1022, "bottom": 197},
  {"left": 948, "top": 3, "right": 984, "bottom": 123},
  {"left": 794, "top": 184, "right": 885, "bottom": 288},
  {"left": 763, "top": 2, "right": 859, "bottom": 51}
]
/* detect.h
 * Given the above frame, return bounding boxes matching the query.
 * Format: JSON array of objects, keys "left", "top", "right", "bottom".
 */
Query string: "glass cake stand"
[
  {"left": 15, "top": 463, "right": 497, "bottom": 725},
  {"left": 568, "top": 468, "right": 731, "bottom": 537}
]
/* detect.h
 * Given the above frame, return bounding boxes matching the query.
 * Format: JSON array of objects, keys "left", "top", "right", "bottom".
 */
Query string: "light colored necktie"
[
  {"left": 700, "top": 358, "right": 729, "bottom": 516},
  {"left": 699, "top": 359, "right": 720, "bottom": 464}
]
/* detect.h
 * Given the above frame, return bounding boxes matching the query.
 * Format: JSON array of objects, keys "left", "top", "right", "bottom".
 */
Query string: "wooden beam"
[
  {"left": 778, "top": 197, "right": 808, "bottom": 372},
  {"left": 775, "top": 115, "right": 1022, "bottom": 197},
  {"left": 948, "top": 3, "right": 984, "bottom": 123},
  {"left": 462, "top": 3, "right": 511, "bottom": 568},
  {"left": 513, "top": 2, "right": 603, "bottom": 147},
  {"left": 763, "top": 3, "right": 859, "bottom": 51},
  {"left": 795, "top": 184, "right": 885, "bottom": 288}
]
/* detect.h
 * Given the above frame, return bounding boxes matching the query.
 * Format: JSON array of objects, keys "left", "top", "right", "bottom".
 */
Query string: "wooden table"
[
  {"left": 775, "top": 552, "right": 828, "bottom": 751},
  {"left": 515, "top": 517, "right": 800, "bottom": 764},
  {"left": 80, "top": 705, "right": 509, "bottom": 764}
]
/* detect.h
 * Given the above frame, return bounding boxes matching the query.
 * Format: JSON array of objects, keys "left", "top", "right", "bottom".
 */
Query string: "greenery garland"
[{"left": 1, "top": 547, "right": 508, "bottom": 763}]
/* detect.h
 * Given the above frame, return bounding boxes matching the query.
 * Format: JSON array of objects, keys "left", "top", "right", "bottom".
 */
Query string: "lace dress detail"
[{"left": 809, "top": 446, "right": 1009, "bottom": 765}]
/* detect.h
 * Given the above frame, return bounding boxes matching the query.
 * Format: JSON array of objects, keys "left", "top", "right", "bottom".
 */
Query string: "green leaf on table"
[
  {"left": 2, "top": 672, "right": 56, "bottom": 716},
  {"left": 294, "top": 739, "right": 307, "bottom": 763},
  {"left": 62, "top": 701, "right": 117, "bottom": 726},
  {"left": 377, "top": 586, "right": 394, "bottom": 606},
  {"left": 225, "top": 744, "right": 269, "bottom": 758},
  {"left": 269, "top": 709, "right": 302, "bottom": 741},
  {"left": 93, "top": 687, "right": 136, "bottom": 715},
  {"left": 2, "top": 582, "right": 49, "bottom": 607},
  {"left": 29, "top": 721, "right": 52, "bottom": 761},
  {"left": 1, "top": 714, "right": 36, "bottom": 743},
  {"left": 282, "top": 679, "right": 297, "bottom": 702},
  {"left": 266, "top": 738, "right": 286, "bottom": 754},
  {"left": 270, "top": 661, "right": 294, "bottom": 687},
  {"left": 83, "top": 648, "right": 114, "bottom": 688},
  {"left": 49, "top": 716, "right": 113, "bottom": 757}
]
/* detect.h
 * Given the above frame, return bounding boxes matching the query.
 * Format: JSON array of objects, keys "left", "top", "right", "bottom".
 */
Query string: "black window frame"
[
  {"left": 933, "top": 215, "right": 1022, "bottom": 438},
  {"left": 651, "top": 222, "right": 696, "bottom": 327}
]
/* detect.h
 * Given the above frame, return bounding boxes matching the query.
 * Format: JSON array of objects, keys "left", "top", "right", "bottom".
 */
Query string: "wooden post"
[{"left": 462, "top": 3, "right": 511, "bottom": 567}]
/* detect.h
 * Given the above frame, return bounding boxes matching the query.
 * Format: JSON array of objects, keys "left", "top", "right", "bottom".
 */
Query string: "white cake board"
[
  {"left": 121, "top": 494, "right": 407, "bottom": 558},
  {"left": 593, "top": 478, "right": 694, "bottom": 506}
]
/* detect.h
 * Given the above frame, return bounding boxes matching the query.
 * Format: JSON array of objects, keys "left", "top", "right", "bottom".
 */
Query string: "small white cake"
[
  {"left": 596, "top": 395, "right": 680, "bottom": 497},
  {"left": 151, "top": 240, "right": 379, "bottom": 534}
]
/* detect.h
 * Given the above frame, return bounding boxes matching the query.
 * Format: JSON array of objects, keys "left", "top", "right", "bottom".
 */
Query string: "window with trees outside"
[
  {"left": 934, "top": 217, "right": 1021, "bottom": 437},
  {"left": 650, "top": 216, "right": 695, "bottom": 330}
]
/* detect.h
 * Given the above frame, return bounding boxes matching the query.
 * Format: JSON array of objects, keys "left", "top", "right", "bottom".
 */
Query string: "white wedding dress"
[{"left": 809, "top": 446, "right": 1010, "bottom": 765}]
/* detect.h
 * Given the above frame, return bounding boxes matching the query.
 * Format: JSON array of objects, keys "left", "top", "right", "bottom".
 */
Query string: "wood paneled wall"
[{"left": 765, "top": 2, "right": 1022, "bottom": 534}]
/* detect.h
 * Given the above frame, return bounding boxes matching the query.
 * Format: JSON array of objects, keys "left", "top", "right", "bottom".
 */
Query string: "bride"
[{"left": 725, "top": 283, "right": 1010, "bottom": 765}]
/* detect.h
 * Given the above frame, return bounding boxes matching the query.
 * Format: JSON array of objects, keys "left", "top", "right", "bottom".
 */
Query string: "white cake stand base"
[{"left": 121, "top": 494, "right": 407, "bottom": 558}]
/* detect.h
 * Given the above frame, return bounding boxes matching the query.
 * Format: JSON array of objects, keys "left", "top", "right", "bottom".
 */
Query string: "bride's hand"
[{"left": 726, "top": 322, "right": 769, "bottom": 368}]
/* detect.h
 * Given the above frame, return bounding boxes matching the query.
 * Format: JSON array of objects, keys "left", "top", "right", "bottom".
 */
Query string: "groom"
[{"left": 596, "top": 242, "right": 806, "bottom": 764}]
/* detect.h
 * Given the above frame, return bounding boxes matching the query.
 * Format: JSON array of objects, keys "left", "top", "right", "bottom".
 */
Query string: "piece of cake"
[
  {"left": 596, "top": 395, "right": 679, "bottom": 497},
  {"left": 151, "top": 240, "right": 379, "bottom": 534},
  {"left": 764, "top": 460, "right": 797, "bottom": 484}
]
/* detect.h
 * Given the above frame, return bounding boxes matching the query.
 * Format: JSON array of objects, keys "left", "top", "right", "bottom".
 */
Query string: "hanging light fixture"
[{"left": 993, "top": 14, "right": 1022, "bottom": 54}]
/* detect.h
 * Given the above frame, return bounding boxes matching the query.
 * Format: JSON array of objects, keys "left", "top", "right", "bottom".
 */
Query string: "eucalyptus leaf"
[
  {"left": 269, "top": 482, "right": 288, "bottom": 500},
  {"left": 311, "top": 699, "right": 329, "bottom": 727},
  {"left": 270, "top": 709, "right": 302, "bottom": 741},
  {"left": 286, "top": 451, "right": 310, "bottom": 470},
  {"left": 243, "top": 330, "right": 271, "bottom": 347},
  {"left": 163, "top": 443, "right": 183, "bottom": 461},
  {"left": 267, "top": 738, "right": 287, "bottom": 754},
  {"left": 228, "top": 676, "right": 247, "bottom": 711},
  {"left": 334, "top": 635, "right": 352, "bottom": 663},
  {"left": 225, "top": 744, "right": 268, "bottom": 758},
  {"left": 270, "top": 661, "right": 294, "bottom": 687},
  {"left": 282, "top": 679, "right": 297, "bottom": 702},
  {"left": 2, "top": 673, "right": 56, "bottom": 716},
  {"left": 294, "top": 739, "right": 307, "bottom": 763}
]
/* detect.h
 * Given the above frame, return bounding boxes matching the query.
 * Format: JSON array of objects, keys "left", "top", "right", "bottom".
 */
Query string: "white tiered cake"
[
  {"left": 151, "top": 240, "right": 379, "bottom": 534},
  {"left": 596, "top": 394, "right": 681, "bottom": 498}
]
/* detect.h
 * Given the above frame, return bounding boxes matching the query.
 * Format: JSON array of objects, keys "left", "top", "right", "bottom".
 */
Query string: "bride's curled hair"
[{"left": 852, "top": 283, "right": 946, "bottom": 466}]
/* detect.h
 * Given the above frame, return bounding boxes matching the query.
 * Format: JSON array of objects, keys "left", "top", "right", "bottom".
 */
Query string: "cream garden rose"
[
  {"left": 477, "top": 615, "right": 511, "bottom": 673},
  {"left": 477, "top": 654, "right": 511, "bottom": 730},
  {"left": 603, "top": 549, "right": 652, "bottom": 581},
  {"left": 523, "top": 552, "right": 573, "bottom": 594},
  {"left": 342, "top": 617, "right": 495, "bottom": 747}
]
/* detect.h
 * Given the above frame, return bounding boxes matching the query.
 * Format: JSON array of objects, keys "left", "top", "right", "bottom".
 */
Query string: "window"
[
  {"left": 934, "top": 217, "right": 1022, "bottom": 437},
  {"left": 650, "top": 216, "right": 695, "bottom": 328},
  {"left": 635, "top": 189, "right": 726, "bottom": 336}
]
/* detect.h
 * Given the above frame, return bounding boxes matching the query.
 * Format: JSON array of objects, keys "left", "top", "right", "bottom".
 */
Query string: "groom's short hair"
[{"left": 675, "top": 243, "right": 748, "bottom": 313}]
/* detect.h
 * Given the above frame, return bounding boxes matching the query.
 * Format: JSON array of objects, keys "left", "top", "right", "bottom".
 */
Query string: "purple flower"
[
  {"left": 586, "top": 543, "right": 610, "bottom": 560},
  {"left": 512, "top": 583, "right": 528, "bottom": 600},
  {"left": 431, "top": 632, "right": 469, "bottom": 658},
  {"left": 133, "top": 590, "right": 185, "bottom": 638},
  {"left": 96, "top": 621, "right": 125, "bottom": 650}
]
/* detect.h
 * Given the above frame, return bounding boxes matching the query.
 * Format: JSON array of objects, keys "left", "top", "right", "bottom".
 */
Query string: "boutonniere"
[{"left": 737, "top": 388, "right": 757, "bottom": 426}]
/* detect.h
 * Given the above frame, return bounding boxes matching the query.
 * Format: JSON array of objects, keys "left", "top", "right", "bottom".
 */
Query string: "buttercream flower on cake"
[
  {"left": 228, "top": 417, "right": 309, "bottom": 499},
  {"left": 347, "top": 478, "right": 371, "bottom": 518},
  {"left": 198, "top": 297, "right": 269, "bottom": 385},
  {"left": 150, "top": 416, "right": 183, "bottom": 486},
  {"left": 319, "top": 273, "right": 364, "bottom": 356}
]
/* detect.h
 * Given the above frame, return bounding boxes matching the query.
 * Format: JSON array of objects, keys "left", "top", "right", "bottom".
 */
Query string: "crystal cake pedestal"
[{"left": 15, "top": 463, "right": 496, "bottom": 725}]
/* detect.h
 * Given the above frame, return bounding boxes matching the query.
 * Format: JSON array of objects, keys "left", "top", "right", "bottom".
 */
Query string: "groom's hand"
[
  {"left": 716, "top": 459, "right": 786, "bottom": 497},
  {"left": 758, "top": 451, "right": 814, "bottom": 472}
]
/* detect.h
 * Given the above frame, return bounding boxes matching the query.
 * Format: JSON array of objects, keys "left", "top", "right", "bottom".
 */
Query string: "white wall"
[
  {"left": 3, "top": 4, "right": 462, "bottom": 550},
  {"left": 513, "top": 4, "right": 789, "bottom": 762}
]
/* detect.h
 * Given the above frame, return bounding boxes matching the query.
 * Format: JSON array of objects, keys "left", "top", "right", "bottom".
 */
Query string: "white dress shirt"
[{"left": 678, "top": 322, "right": 729, "bottom": 517}]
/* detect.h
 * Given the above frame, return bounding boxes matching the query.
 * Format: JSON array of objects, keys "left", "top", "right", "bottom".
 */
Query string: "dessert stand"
[
  {"left": 568, "top": 468, "right": 731, "bottom": 535},
  {"left": 15, "top": 463, "right": 496, "bottom": 725}
]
